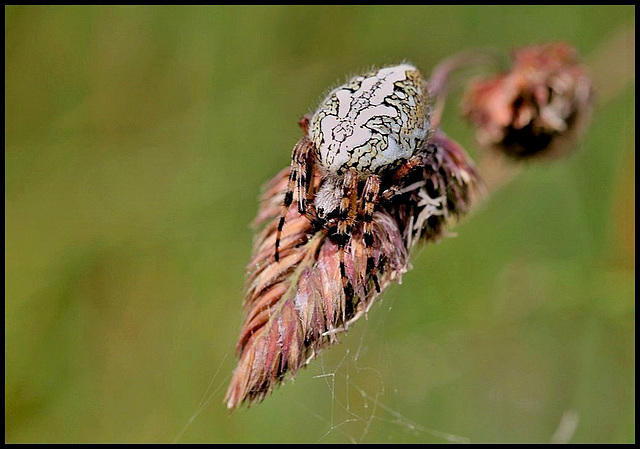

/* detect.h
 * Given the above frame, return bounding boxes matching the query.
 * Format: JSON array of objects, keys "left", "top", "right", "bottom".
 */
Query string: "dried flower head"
[
  {"left": 224, "top": 129, "right": 478, "bottom": 410},
  {"left": 461, "top": 42, "right": 594, "bottom": 160}
]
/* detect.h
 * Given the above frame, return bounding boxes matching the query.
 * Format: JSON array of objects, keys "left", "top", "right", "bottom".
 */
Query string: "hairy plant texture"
[
  {"left": 225, "top": 130, "right": 478, "bottom": 410},
  {"left": 461, "top": 42, "right": 594, "bottom": 160}
]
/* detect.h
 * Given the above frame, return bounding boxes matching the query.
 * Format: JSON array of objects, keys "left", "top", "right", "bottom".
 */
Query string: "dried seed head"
[
  {"left": 225, "top": 129, "right": 478, "bottom": 410},
  {"left": 461, "top": 42, "right": 594, "bottom": 161},
  {"left": 398, "top": 130, "right": 479, "bottom": 249},
  {"left": 224, "top": 168, "right": 409, "bottom": 410}
]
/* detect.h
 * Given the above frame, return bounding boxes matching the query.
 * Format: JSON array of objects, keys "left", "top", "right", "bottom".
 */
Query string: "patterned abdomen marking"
[{"left": 309, "top": 64, "right": 432, "bottom": 176}]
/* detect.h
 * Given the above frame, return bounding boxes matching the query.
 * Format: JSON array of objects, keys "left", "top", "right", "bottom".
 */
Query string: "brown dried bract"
[
  {"left": 461, "top": 42, "right": 594, "bottom": 160},
  {"left": 225, "top": 130, "right": 478, "bottom": 410}
]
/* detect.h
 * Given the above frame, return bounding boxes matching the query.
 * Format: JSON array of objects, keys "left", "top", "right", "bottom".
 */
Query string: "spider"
[{"left": 275, "top": 63, "right": 434, "bottom": 301}]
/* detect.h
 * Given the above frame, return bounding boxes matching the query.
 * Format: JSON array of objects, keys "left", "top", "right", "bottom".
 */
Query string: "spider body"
[
  {"left": 275, "top": 63, "right": 433, "bottom": 305},
  {"left": 309, "top": 63, "right": 432, "bottom": 176}
]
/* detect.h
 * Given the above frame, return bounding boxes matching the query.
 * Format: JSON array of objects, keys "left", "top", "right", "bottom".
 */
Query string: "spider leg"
[
  {"left": 381, "top": 153, "right": 427, "bottom": 200},
  {"left": 295, "top": 138, "right": 318, "bottom": 220},
  {"left": 393, "top": 153, "right": 426, "bottom": 180},
  {"left": 362, "top": 175, "right": 381, "bottom": 293},
  {"left": 275, "top": 136, "right": 316, "bottom": 262},
  {"left": 298, "top": 114, "right": 312, "bottom": 135},
  {"left": 335, "top": 168, "right": 359, "bottom": 325}
]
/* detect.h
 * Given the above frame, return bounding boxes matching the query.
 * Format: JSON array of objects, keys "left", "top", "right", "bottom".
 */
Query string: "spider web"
[
  {"left": 288, "top": 292, "right": 471, "bottom": 445},
  {"left": 172, "top": 289, "right": 470, "bottom": 444},
  {"left": 175, "top": 289, "right": 580, "bottom": 444}
]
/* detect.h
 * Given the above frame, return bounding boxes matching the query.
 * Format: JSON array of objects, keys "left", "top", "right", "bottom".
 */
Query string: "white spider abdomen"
[{"left": 309, "top": 63, "right": 432, "bottom": 176}]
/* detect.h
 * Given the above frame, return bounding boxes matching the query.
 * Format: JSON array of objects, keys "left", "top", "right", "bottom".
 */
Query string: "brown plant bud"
[
  {"left": 224, "top": 129, "right": 478, "bottom": 410},
  {"left": 461, "top": 42, "right": 594, "bottom": 160}
]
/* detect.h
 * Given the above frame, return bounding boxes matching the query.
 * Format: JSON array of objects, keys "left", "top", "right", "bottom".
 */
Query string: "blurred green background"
[{"left": 5, "top": 5, "right": 634, "bottom": 444}]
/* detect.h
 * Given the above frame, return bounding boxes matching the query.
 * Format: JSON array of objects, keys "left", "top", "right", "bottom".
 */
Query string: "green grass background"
[{"left": 5, "top": 5, "right": 634, "bottom": 444}]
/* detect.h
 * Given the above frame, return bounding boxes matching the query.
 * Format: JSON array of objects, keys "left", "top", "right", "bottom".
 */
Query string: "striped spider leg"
[
  {"left": 361, "top": 174, "right": 382, "bottom": 294},
  {"left": 274, "top": 134, "right": 318, "bottom": 262}
]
